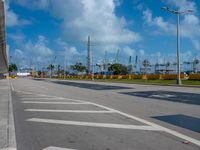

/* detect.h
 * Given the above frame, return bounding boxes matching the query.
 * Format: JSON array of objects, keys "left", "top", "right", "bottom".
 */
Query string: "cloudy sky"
[{"left": 5, "top": 0, "right": 200, "bottom": 69}]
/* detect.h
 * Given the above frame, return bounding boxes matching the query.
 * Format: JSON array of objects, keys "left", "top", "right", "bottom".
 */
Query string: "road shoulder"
[{"left": 0, "top": 79, "right": 17, "bottom": 150}]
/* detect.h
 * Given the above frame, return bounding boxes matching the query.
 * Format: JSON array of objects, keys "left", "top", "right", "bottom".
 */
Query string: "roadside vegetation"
[{"left": 20, "top": 61, "right": 200, "bottom": 86}]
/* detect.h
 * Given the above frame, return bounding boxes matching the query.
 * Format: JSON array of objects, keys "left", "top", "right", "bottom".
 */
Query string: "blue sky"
[{"left": 5, "top": 0, "right": 200, "bottom": 69}]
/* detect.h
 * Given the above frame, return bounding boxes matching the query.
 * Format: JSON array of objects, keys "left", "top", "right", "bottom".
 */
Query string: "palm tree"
[{"left": 47, "top": 64, "right": 54, "bottom": 78}]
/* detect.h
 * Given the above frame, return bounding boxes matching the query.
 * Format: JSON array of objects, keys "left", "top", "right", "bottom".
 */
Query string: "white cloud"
[
  {"left": 56, "top": 38, "right": 79, "bottom": 56},
  {"left": 143, "top": 9, "right": 175, "bottom": 33},
  {"left": 13, "top": 35, "right": 54, "bottom": 67},
  {"left": 50, "top": 0, "right": 141, "bottom": 44},
  {"left": 55, "top": 38, "right": 83, "bottom": 64},
  {"left": 5, "top": 1, "right": 31, "bottom": 27},
  {"left": 10, "top": 0, "right": 141, "bottom": 66},
  {"left": 48, "top": 0, "right": 141, "bottom": 65},
  {"left": 143, "top": 0, "right": 200, "bottom": 51},
  {"left": 122, "top": 46, "right": 136, "bottom": 57},
  {"left": 166, "top": 0, "right": 196, "bottom": 12},
  {"left": 139, "top": 49, "right": 145, "bottom": 56},
  {"left": 24, "top": 35, "right": 53, "bottom": 57}
]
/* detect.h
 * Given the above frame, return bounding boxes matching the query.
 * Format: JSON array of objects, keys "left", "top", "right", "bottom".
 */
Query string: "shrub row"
[{"left": 34, "top": 74, "right": 200, "bottom": 81}]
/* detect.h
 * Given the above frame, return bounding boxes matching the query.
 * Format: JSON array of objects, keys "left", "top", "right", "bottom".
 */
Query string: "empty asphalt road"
[{"left": 10, "top": 78, "right": 200, "bottom": 150}]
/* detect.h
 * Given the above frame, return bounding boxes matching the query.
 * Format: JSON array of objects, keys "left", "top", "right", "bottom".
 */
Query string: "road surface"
[{"left": 10, "top": 78, "right": 200, "bottom": 150}]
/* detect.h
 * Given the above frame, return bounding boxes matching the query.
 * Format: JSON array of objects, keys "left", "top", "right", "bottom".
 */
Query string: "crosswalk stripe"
[
  {"left": 43, "top": 146, "right": 76, "bottom": 150},
  {"left": 27, "top": 118, "right": 162, "bottom": 131},
  {"left": 25, "top": 109, "right": 115, "bottom": 113},
  {"left": 20, "top": 97, "right": 65, "bottom": 100},
  {"left": 22, "top": 101, "right": 90, "bottom": 105}
]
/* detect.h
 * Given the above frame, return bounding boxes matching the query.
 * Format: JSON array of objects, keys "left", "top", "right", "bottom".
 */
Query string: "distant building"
[
  {"left": 155, "top": 63, "right": 176, "bottom": 74},
  {"left": 17, "top": 72, "right": 31, "bottom": 77}
]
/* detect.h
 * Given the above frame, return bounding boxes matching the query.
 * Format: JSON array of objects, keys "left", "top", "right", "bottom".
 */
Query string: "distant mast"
[{"left": 87, "top": 35, "right": 91, "bottom": 75}]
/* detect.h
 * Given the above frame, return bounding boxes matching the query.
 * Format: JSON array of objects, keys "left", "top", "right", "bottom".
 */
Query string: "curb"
[
  {"left": 45, "top": 78, "right": 200, "bottom": 89},
  {"left": 7, "top": 80, "right": 17, "bottom": 150}
]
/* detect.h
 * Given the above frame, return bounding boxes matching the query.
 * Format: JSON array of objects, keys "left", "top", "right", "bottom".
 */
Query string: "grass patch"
[{"left": 66, "top": 78, "right": 200, "bottom": 87}]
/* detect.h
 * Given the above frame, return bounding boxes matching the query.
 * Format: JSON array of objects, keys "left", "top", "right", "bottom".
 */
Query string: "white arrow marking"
[{"left": 43, "top": 146, "right": 76, "bottom": 150}]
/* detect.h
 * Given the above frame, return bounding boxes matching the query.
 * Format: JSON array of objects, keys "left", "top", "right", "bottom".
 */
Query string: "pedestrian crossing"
[
  {"left": 14, "top": 90, "right": 200, "bottom": 149},
  {"left": 17, "top": 91, "right": 160, "bottom": 131},
  {"left": 22, "top": 101, "right": 90, "bottom": 105}
]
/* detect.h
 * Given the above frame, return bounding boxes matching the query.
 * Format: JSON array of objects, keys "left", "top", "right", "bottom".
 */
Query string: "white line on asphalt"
[
  {"left": 149, "top": 94, "right": 176, "bottom": 98},
  {"left": 22, "top": 101, "right": 90, "bottom": 105},
  {"left": 1, "top": 148, "right": 17, "bottom": 150},
  {"left": 20, "top": 97, "right": 66, "bottom": 100},
  {"left": 64, "top": 98, "right": 87, "bottom": 103},
  {"left": 43, "top": 146, "right": 76, "bottom": 150},
  {"left": 86, "top": 102, "right": 200, "bottom": 147},
  {"left": 10, "top": 81, "right": 15, "bottom": 91},
  {"left": 25, "top": 109, "right": 115, "bottom": 113},
  {"left": 27, "top": 118, "right": 162, "bottom": 131},
  {"left": 48, "top": 97, "right": 200, "bottom": 147},
  {"left": 16, "top": 90, "right": 200, "bottom": 146}
]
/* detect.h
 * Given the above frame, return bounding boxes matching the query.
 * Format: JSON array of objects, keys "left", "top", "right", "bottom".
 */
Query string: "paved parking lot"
[{"left": 10, "top": 78, "right": 200, "bottom": 150}]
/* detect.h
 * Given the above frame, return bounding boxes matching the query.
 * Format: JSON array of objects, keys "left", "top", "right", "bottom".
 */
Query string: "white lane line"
[
  {"left": 25, "top": 109, "right": 115, "bottom": 113},
  {"left": 20, "top": 97, "right": 65, "bottom": 100},
  {"left": 27, "top": 118, "right": 162, "bottom": 131},
  {"left": 22, "top": 101, "right": 90, "bottom": 105},
  {"left": 43, "top": 146, "right": 76, "bottom": 150},
  {"left": 10, "top": 81, "right": 15, "bottom": 91},
  {"left": 149, "top": 94, "right": 176, "bottom": 98},
  {"left": 50, "top": 98, "right": 200, "bottom": 147},
  {"left": 1, "top": 148, "right": 17, "bottom": 150},
  {"left": 86, "top": 102, "right": 200, "bottom": 147},
  {"left": 64, "top": 98, "right": 86, "bottom": 103},
  {"left": 16, "top": 90, "right": 200, "bottom": 146}
]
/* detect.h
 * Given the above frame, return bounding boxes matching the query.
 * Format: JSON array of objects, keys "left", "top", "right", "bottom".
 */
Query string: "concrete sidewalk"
[{"left": 0, "top": 79, "right": 16, "bottom": 150}]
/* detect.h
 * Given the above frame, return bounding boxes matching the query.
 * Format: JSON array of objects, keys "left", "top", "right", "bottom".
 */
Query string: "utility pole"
[
  {"left": 128, "top": 56, "right": 132, "bottom": 74},
  {"left": 64, "top": 53, "right": 67, "bottom": 79},
  {"left": 134, "top": 55, "right": 138, "bottom": 73},
  {"left": 87, "top": 35, "right": 91, "bottom": 75},
  {"left": 104, "top": 51, "right": 107, "bottom": 72},
  {"left": 161, "top": 7, "right": 193, "bottom": 85},
  {"left": 176, "top": 13, "right": 181, "bottom": 84},
  {"left": 92, "top": 47, "right": 94, "bottom": 80}
]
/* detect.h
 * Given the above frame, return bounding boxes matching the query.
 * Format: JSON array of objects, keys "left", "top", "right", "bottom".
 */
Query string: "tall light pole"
[
  {"left": 87, "top": 35, "right": 91, "bottom": 75},
  {"left": 92, "top": 47, "right": 94, "bottom": 81},
  {"left": 161, "top": 7, "right": 193, "bottom": 85}
]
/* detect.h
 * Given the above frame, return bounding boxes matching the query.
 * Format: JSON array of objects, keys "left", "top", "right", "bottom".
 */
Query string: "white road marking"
[
  {"left": 1, "top": 148, "right": 17, "bottom": 150},
  {"left": 10, "top": 81, "right": 15, "bottom": 91},
  {"left": 86, "top": 102, "right": 200, "bottom": 147},
  {"left": 25, "top": 109, "right": 115, "bottom": 113},
  {"left": 52, "top": 98, "right": 200, "bottom": 147},
  {"left": 22, "top": 101, "right": 90, "bottom": 105},
  {"left": 43, "top": 146, "right": 76, "bottom": 150},
  {"left": 27, "top": 118, "right": 162, "bottom": 131},
  {"left": 149, "top": 94, "right": 176, "bottom": 98},
  {"left": 16, "top": 89, "right": 200, "bottom": 147},
  {"left": 20, "top": 97, "right": 65, "bottom": 100},
  {"left": 64, "top": 98, "right": 87, "bottom": 103}
]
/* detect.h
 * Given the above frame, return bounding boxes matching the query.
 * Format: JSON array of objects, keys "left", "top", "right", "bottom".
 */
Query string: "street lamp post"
[{"left": 161, "top": 7, "right": 193, "bottom": 85}]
